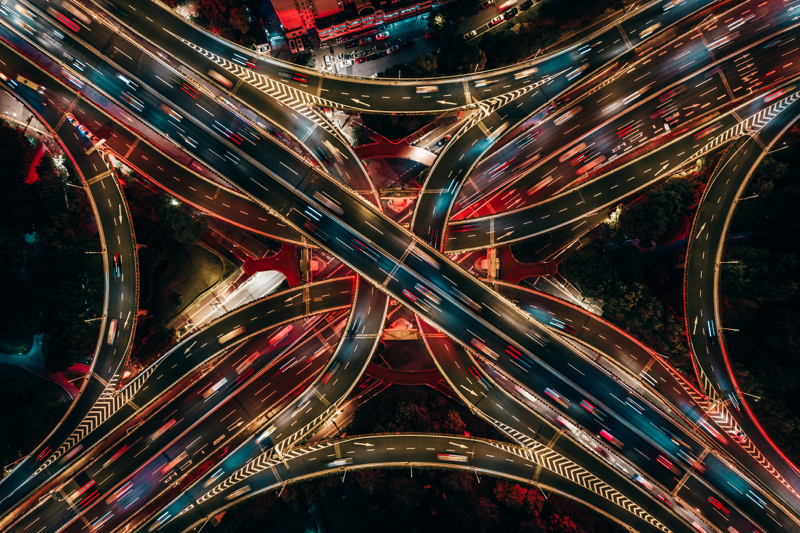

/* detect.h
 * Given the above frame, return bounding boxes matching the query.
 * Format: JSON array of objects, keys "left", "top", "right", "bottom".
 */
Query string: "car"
[
  {"left": 77, "top": 124, "right": 91, "bottom": 137},
  {"left": 520, "top": 0, "right": 533, "bottom": 9},
  {"left": 296, "top": 39, "right": 305, "bottom": 52},
  {"left": 324, "top": 55, "right": 332, "bottom": 66},
  {"left": 594, "top": 446, "right": 609, "bottom": 459},
  {"left": 489, "top": 15, "right": 505, "bottom": 26},
  {"left": 376, "top": 31, "right": 389, "bottom": 40},
  {"left": 358, "top": 37, "right": 373, "bottom": 45},
  {"left": 65, "top": 112, "right": 78, "bottom": 125},
  {"left": 288, "top": 39, "right": 297, "bottom": 53},
  {"left": 387, "top": 45, "right": 400, "bottom": 54},
  {"left": 356, "top": 56, "right": 368, "bottom": 64},
  {"left": 345, "top": 40, "right": 358, "bottom": 49},
  {"left": 434, "top": 134, "right": 452, "bottom": 147},
  {"left": 656, "top": 494, "right": 673, "bottom": 507},
  {"left": 449, "top": 17, "right": 463, "bottom": 25},
  {"left": 464, "top": 30, "right": 477, "bottom": 40},
  {"left": 504, "top": 7, "right": 519, "bottom": 19},
  {"left": 730, "top": 429, "right": 748, "bottom": 444},
  {"left": 425, "top": 29, "right": 437, "bottom": 39},
  {"left": 480, "top": 0, "right": 494, "bottom": 8},
  {"left": 340, "top": 59, "right": 353, "bottom": 67}
]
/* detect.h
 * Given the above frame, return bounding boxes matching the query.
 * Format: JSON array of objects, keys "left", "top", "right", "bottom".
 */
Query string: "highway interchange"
[{"left": 0, "top": 0, "right": 799, "bottom": 531}]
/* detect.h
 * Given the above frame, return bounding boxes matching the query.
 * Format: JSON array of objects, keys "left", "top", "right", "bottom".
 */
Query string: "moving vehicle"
[
  {"left": 526, "top": 176, "right": 553, "bottom": 196},
  {"left": 208, "top": 70, "right": 233, "bottom": 88},
  {"left": 113, "top": 253, "right": 121, "bottom": 278},
  {"left": 327, "top": 457, "right": 353, "bottom": 468},
  {"left": 470, "top": 338, "right": 498, "bottom": 359},
  {"left": 600, "top": 429, "right": 624, "bottom": 448},
  {"left": 225, "top": 485, "right": 252, "bottom": 500},
  {"left": 235, "top": 351, "right": 261, "bottom": 375},
  {"left": 544, "top": 388, "right": 570, "bottom": 408},
  {"left": 437, "top": 454, "right": 468, "bottom": 462},
  {"left": 632, "top": 474, "right": 653, "bottom": 490},
  {"left": 107, "top": 319, "right": 118, "bottom": 345},
  {"left": 269, "top": 324, "right": 293, "bottom": 346},
  {"left": 706, "top": 319, "right": 717, "bottom": 345},
  {"left": 218, "top": 326, "right": 246, "bottom": 344},
  {"left": 160, "top": 452, "right": 188, "bottom": 475},
  {"left": 65, "top": 112, "right": 78, "bottom": 125},
  {"left": 202, "top": 378, "right": 228, "bottom": 400},
  {"left": 313, "top": 191, "right": 344, "bottom": 215},
  {"left": 514, "top": 67, "right": 538, "bottom": 80},
  {"left": 416, "top": 85, "right": 439, "bottom": 94},
  {"left": 376, "top": 31, "right": 390, "bottom": 40},
  {"left": 708, "top": 495, "right": 730, "bottom": 515},
  {"left": 151, "top": 419, "right": 176, "bottom": 441}
]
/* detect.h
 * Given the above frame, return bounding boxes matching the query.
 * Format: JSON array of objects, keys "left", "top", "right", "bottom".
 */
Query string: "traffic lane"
[
  {"left": 42, "top": 279, "right": 353, "bottom": 486},
  {"left": 57, "top": 96, "right": 306, "bottom": 244},
  {"left": 14, "top": 314, "right": 340, "bottom": 533},
  {"left": 85, "top": 0, "right": 718, "bottom": 113},
  {"left": 444, "top": 108, "right": 745, "bottom": 252},
  {"left": 142, "top": 281, "right": 387, "bottom": 533},
  {"left": 678, "top": 473, "right": 771, "bottom": 533},
  {"left": 166, "top": 435, "right": 697, "bottom": 533},
  {"left": 47, "top": 1, "right": 372, "bottom": 204},
  {"left": 684, "top": 103, "right": 800, "bottom": 510},
  {"left": 414, "top": 0, "right": 753, "bottom": 241},
  {"left": 382, "top": 256, "right": 702, "bottom": 493},
  {"left": 0, "top": 50, "right": 136, "bottom": 512},
  {"left": 77, "top": 0, "right": 469, "bottom": 112},
  {"left": 686, "top": 137, "right": 758, "bottom": 395},
  {"left": 2, "top": 278, "right": 351, "bottom": 523},
  {"left": 56, "top": 317, "right": 343, "bottom": 533},
  {"left": 10, "top": 6, "right": 788, "bottom": 524},
  {"left": 466, "top": 21, "right": 800, "bottom": 218}
]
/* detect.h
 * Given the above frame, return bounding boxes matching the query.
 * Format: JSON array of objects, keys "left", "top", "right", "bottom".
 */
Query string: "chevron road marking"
[
  {"left": 685, "top": 91, "right": 800, "bottom": 164},
  {"left": 33, "top": 363, "right": 160, "bottom": 475}
]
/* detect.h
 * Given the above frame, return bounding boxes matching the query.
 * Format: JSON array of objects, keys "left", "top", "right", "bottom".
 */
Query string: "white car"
[
  {"left": 340, "top": 59, "right": 353, "bottom": 68},
  {"left": 489, "top": 15, "right": 504, "bottom": 26},
  {"left": 376, "top": 31, "right": 390, "bottom": 40},
  {"left": 464, "top": 30, "right": 477, "bottom": 40},
  {"left": 387, "top": 45, "right": 400, "bottom": 54}
]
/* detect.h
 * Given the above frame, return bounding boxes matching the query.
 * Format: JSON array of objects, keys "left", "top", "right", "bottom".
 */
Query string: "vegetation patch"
[
  {"left": 0, "top": 121, "right": 103, "bottom": 372},
  {"left": 0, "top": 366, "right": 68, "bottom": 470},
  {"left": 720, "top": 127, "right": 800, "bottom": 463}
]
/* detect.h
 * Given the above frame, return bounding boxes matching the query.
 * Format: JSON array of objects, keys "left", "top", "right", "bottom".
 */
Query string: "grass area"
[
  {"left": 0, "top": 335, "right": 33, "bottom": 355},
  {"left": 153, "top": 243, "right": 231, "bottom": 324},
  {"left": 0, "top": 366, "right": 68, "bottom": 470}
]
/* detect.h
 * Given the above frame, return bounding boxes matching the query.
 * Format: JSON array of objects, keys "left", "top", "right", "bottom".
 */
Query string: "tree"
[
  {"left": 561, "top": 249, "right": 614, "bottom": 300},
  {"left": 617, "top": 177, "right": 699, "bottom": 245},
  {"left": 294, "top": 51, "right": 315, "bottom": 68},
  {"left": 157, "top": 197, "right": 207, "bottom": 244},
  {"left": 130, "top": 323, "right": 176, "bottom": 368},
  {"left": 349, "top": 126, "right": 373, "bottom": 147},
  {"left": 229, "top": 7, "right": 249, "bottom": 34}
]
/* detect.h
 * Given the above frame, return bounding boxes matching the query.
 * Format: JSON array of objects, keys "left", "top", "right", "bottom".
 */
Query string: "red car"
[
  {"left": 425, "top": 30, "right": 437, "bottom": 39},
  {"left": 376, "top": 31, "right": 390, "bottom": 40},
  {"left": 480, "top": 0, "right": 494, "bottom": 8}
]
